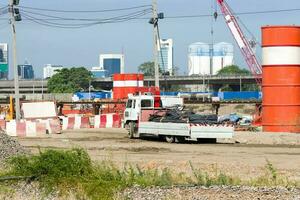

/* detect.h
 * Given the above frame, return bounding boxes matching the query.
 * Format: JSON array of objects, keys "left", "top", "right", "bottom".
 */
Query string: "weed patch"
[
  {"left": 1, "top": 149, "right": 299, "bottom": 200},
  {"left": 248, "top": 159, "right": 298, "bottom": 188},
  {"left": 2, "top": 149, "right": 184, "bottom": 199},
  {"left": 189, "top": 161, "right": 241, "bottom": 186}
]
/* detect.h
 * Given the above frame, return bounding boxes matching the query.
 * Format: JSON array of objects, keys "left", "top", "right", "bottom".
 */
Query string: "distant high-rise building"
[
  {"left": 90, "top": 67, "right": 107, "bottom": 78},
  {"left": 158, "top": 39, "right": 173, "bottom": 75},
  {"left": 99, "top": 54, "right": 124, "bottom": 76},
  {"left": 18, "top": 64, "right": 34, "bottom": 79},
  {"left": 0, "top": 43, "right": 8, "bottom": 80},
  {"left": 43, "top": 64, "right": 63, "bottom": 79}
]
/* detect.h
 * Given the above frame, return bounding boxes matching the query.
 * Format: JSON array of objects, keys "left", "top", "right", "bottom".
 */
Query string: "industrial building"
[
  {"left": 188, "top": 42, "right": 211, "bottom": 75},
  {"left": 158, "top": 39, "right": 174, "bottom": 75},
  {"left": 90, "top": 67, "right": 108, "bottom": 78},
  {"left": 212, "top": 42, "right": 234, "bottom": 74},
  {"left": 43, "top": 64, "right": 63, "bottom": 79},
  {"left": 18, "top": 63, "right": 34, "bottom": 80},
  {"left": 0, "top": 43, "right": 8, "bottom": 80},
  {"left": 99, "top": 54, "right": 124, "bottom": 77},
  {"left": 188, "top": 42, "right": 234, "bottom": 76}
]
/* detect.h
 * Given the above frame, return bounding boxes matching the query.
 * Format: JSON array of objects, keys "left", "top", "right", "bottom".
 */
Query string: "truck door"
[
  {"left": 124, "top": 99, "right": 133, "bottom": 121},
  {"left": 130, "top": 99, "right": 138, "bottom": 121},
  {"left": 124, "top": 99, "right": 139, "bottom": 122}
]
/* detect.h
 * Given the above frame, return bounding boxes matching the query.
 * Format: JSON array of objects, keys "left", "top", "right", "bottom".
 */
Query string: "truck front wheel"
[
  {"left": 165, "top": 136, "right": 175, "bottom": 143},
  {"left": 128, "top": 122, "right": 138, "bottom": 139}
]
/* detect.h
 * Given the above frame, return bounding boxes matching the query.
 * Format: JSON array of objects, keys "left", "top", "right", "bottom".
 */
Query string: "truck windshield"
[
  {"left": 141, "top": 99, "right": 152, "bottom": 108},
  {"left": 126, "top": 99, "right": 133, "bottom": 108}
]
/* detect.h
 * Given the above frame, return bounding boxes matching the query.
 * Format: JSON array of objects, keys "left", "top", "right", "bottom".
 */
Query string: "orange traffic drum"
[{"left": 262, "top": 26, "right": 300, "bottom": 132}]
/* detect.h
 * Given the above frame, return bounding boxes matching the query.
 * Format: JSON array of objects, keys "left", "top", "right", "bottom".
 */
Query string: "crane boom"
[{"left": 216, "top": 0, "right": 262, "bottom": 85}]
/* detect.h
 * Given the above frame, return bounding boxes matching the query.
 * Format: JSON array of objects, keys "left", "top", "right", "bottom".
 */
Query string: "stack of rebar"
[{"left": 148, "top": 108, "right": 218, "bottom": 125}]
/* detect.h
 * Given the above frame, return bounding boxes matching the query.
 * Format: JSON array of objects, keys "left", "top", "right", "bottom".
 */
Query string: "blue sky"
[{"left": 0, "top": 0, "right": 300, "bottom": 78}]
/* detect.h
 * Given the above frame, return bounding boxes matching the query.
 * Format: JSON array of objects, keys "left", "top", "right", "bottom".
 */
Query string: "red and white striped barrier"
[
  {"left": 0, "top": 119, "right": 6, "bottom": 130},
  {"left": 62, "top": 116, "right": 90, "bottom": 130},
  {"left": 37, "top": 119, "right": 62, "bottom": 134},
  {"left": 5, "top": 120, "right": 47, "bottom": 137},
  {"left": 94, "top": 114, "right": 121, "bottom": 128}
]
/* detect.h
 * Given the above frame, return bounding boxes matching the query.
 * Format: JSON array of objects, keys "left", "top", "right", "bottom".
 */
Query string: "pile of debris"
[
  {"left": 148, "top": 108, "right": 218, "bottom": 125},
  {"left": 0, "top": 130, "right": 28, "bottom": 162}
]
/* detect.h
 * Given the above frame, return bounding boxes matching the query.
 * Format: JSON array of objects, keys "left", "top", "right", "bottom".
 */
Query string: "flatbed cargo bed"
[{"left": 138, "top": 122, "right": 234, "bottom": 139}]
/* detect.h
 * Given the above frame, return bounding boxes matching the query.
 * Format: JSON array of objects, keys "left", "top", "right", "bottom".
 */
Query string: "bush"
[
  {"left": 5, "top": 149, "right": 180, "bottom": 200},
  {"left": 7, "top": 148, "right": 92, "bottom": 195}
]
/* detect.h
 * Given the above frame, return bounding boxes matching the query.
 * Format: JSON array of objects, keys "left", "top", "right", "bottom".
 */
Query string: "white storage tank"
[
  {"left": 188, "top": 42, "right": 211, "bottom": 75},
  {"left": 212, "top": 42, "right": 234, "bottom": 75}
]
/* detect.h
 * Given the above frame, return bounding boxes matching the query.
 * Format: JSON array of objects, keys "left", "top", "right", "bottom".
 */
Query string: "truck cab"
[
  {"left": 124, "top": 94, "right": 154, "bottom": 123},
  {"left": 123, "top": 94, "right": 155, "bottom": 138},
  {"left": 124, "top": 94, "right": 184, "bottom": 138}
]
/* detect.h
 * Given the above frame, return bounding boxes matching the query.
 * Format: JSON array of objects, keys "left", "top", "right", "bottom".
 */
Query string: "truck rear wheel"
[
  {"left": 165, "top": 136, "right": 175, "bottom": 143},
  {"left": 197, "top": 138, "right": 217, "bottom": 144},
  {"left": 175, "top": 136, "right": 185, "bottom": 143}
]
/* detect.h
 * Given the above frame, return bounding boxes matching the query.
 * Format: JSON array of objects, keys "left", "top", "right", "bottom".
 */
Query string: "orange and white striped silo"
[{"left": 262, "top": 26, "right": 300, "bottom": 132}]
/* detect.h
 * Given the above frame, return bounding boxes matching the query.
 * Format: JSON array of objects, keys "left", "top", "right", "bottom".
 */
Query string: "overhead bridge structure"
[{"left": 0, "top": 75, "right": 259, "bottom": 95}]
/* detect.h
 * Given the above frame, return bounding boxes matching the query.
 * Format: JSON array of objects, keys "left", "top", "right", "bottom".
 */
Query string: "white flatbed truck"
[{"left": 123, "top": 94, "right": 234, "bottom": 143}]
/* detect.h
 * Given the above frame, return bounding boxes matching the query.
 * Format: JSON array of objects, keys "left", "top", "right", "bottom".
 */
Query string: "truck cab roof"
[{"left": 127, "top": 94, "right": 154, "bottom": 100}]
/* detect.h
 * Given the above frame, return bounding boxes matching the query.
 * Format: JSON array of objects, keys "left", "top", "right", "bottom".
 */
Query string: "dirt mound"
[{"left": 0, "top": 130, "right": 28, "bottom": 162}]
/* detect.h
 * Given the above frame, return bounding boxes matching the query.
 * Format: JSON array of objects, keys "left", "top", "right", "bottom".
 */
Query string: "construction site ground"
[{"left": 18, "top": 128, "right": 300, "bottom": 183}]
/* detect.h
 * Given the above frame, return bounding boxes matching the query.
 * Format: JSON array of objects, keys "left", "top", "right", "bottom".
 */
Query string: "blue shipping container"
[
  {"left": 74, "top": 92, "right": 111, "bottom": 100},
  {"left": 218, "top": 92, "right": 261, "bottom": 100}
]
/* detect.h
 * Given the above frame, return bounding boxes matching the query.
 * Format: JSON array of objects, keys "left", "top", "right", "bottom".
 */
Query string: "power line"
[
  {"left": 0, "top": 6, "right": 299, "bottom": 22},
  {"left": 18, "top": 4, "right": 152, "bottom": 13},
  {"left": 164, "top": 14, "right": 211, "bottom": 19},
  {"left": 22, "top": 9, "right": 152, "bottom": 29},
  {"left": 236, "top": 8, "right": 300, "bottom": 15},
  {"left": 164, "top": 7, "right": 300, "bottom": 19},
  {"left": 14, "top": 7, "right": 300, "bottom": 21},
  {"left": 20, "top": 8, "right": 152, "bottom": 22}
]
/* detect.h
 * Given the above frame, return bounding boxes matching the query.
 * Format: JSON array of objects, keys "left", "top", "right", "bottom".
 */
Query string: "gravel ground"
[
  {"left": 0, "top": 130, "right": 28, "bottom": 163},
  {"left": 0, "top": 182, "right": 58, "bottom": 200},
  {"left": 121, "top": 186, "right": 300, "bottom": 200},
  {"left": 1, "top": 183, "right": 299, "bottom": 200}
]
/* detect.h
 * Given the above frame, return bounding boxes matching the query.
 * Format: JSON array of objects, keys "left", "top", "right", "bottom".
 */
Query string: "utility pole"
[
  {"left": 240, "top": 76, "right": 242, "bottom": 92},
  {"left": 9, "top": 0, "right": 21, "bottom": 120},
  {"left": 89, "top": 80, "right": 91, "bottom": 101},
  {"left": 202, "top": 75, "right": 205, "bottom": 102},
  {"left": 152, "top": 0, "right": 159, "bottom": 88}
]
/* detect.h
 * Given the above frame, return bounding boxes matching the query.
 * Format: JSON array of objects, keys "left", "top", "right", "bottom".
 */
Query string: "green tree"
[
  {"left": 217, "top": 65, "right": 251, "bottom": 76},
  {"left": 217, "top": 65, "right": 259, "bottom": 91},
  {"left": 138, "top": 61, "right": 162, "bottom": 76},
  {"left": 47, "top": 67, "right": 93, "bottom": 93}
]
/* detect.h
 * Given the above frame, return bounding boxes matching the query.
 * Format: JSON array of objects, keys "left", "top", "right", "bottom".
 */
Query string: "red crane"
[{"left": 216, "top": 0, "right": 262, "bottom": 85}]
